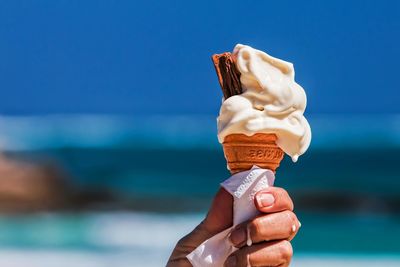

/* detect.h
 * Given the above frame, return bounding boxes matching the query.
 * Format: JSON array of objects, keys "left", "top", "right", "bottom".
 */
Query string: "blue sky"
[{"left": 0, "top": 0, "right": 399, "bottom": 115}]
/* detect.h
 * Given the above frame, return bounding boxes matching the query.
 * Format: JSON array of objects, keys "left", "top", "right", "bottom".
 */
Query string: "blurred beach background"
[{"left": 0, "top": 0, "right": 399, "bottom": 266}]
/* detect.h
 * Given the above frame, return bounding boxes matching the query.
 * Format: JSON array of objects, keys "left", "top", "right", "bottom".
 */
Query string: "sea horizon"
[{"left": 0, "top": 113, "right": 399, "bottom": 151}]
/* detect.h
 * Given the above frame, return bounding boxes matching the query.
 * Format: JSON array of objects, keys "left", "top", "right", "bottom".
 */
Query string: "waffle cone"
[{"left": 222, "top": 133, "right": 285, "bottom": 174}]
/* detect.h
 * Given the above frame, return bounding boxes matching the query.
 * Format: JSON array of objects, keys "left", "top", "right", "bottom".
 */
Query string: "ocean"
[{"left": 0, "top": 114, "right": 399, "bottom": 266}]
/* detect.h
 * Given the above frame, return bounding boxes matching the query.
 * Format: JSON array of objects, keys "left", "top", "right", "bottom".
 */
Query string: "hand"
[
  {"left": 167, "top": 187, "right": 300, "bottom": 267},
  {"left": 225, "top": 187, "right": 299, "bottom": 266}
]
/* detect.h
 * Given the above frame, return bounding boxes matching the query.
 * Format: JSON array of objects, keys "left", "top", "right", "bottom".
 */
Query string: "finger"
[
  {"left": 203, "top": 187, "right": 233, "bottom": 235},
  {"left": 168, "top": 188, "right": 233, "bottom": 267},
  {"left": 254, "top": 187, "right": 294, "bottom": 213},
  {"left": 229, "top": 210, "right": 300, "bottom": 247},
  {"left": 225, "top": 240, "right": 293, "bottom": 267}
]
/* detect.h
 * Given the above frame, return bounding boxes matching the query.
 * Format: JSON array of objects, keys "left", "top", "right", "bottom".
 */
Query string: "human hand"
[{"left": 167, "top": 187, "right": 300, "bottom": 267}]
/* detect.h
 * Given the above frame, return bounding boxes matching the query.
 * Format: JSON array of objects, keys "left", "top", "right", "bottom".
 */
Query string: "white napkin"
[{"left": 187, "top": 166, "right": 275, "bottom": 267}]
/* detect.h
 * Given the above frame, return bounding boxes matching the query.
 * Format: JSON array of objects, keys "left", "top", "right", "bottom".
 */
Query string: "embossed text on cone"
[{"left": 223, "top": 133, "right": 284, "bottom": 174}]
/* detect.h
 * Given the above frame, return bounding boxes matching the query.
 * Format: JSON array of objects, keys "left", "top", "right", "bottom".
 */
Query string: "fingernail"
[
  {"left": 256, "top": 193, "right": 275, "bottom": 207},
  {"left": 229, "top": 227, "right": 247, "bottom": 246},
  {"left": 225, "top": 255, "right": 237, "bottom": 267},
  {"left": 299, "top": 221, "right": 302, "bottom": 228}
]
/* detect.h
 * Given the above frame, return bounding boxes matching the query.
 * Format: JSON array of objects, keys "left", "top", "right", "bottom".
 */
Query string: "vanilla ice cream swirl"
[{"left": 217, "top": 44, "right": 311, "bottom": 162}]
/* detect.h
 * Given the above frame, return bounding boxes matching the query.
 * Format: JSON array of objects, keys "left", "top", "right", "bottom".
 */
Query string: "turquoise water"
[
  {"left": 0, "top": 114, "right": 399, "bottom": 265},
  {"left": 0, "top": 212, "right": 398, "bottom": 266},
  {"left": 0, "top": 212, "right": 399, "bottom": 253}
]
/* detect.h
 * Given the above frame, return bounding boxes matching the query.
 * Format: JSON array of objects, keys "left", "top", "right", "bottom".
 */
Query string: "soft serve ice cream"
[
  {"left": 217, "top": 44, "right": 311, "bottom": 162},
  {"left": 185, "top": 44, "right": 311, "bottom": 267}
]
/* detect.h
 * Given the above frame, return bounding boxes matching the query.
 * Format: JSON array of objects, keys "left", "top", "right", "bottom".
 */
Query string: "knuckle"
[
  {"left": 283, "top": 211, "right": 297, "bottom": 235},
  {"left": 278, "top": 240, "right": 293, "bottom": 262},
  {"left": 249, "top": 218, "right": 261, "bottom": 237},
  {"left": 289, "top": 198, "right": 295, "bottom": 211},
  {"left": 275, "top": 187, "right": 294, "bottom": 211},
  {"left": 274, "top": 186, "right": 288, "bottom": 196},
  {"left": 292, "top": 210, "right": 299, "bottom": 220},
  {"left": 175, "top": 234, "right": 188, "bottom": 247},
  {"left": 283, "top": 210, "right": 297, "bottom": 224},
  {"left": 249, "top": 217, "right": 266, "bottom": 239}
]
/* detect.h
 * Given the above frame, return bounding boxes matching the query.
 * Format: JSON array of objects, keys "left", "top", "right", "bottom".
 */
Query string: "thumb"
[
  {"left": 167, "top": 188, "right": 233, "bottom": 265},
  {"left": 202, "top": 187, "right": 233, "bottom": 235},
  {"left": 184, "top": 187, "right": 233, "bottom": 247}
]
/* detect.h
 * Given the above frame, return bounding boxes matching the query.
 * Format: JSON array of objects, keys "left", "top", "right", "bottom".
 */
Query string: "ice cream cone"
[{"left": 222, "top": 133, "right": 285, "bottom": 174}]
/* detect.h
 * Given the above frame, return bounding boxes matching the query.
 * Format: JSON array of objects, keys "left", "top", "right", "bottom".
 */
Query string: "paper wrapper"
[{"left": 187, "top": 166, "right": 275, "bottom": 266}]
